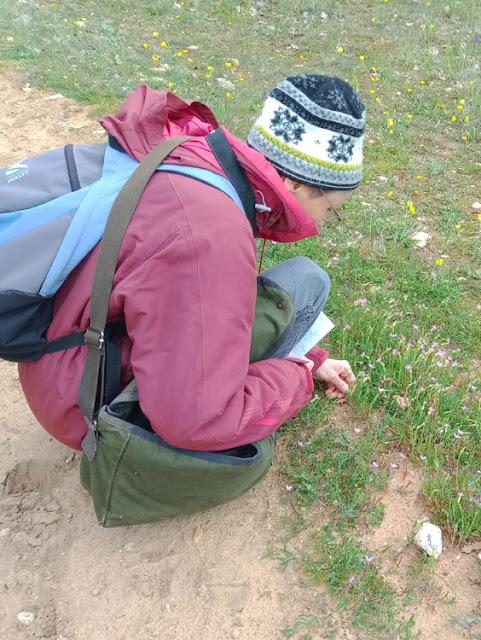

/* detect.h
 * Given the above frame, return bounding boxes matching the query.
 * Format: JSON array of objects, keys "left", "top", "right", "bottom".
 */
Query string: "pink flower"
[
  {"left": 405, "top": 364, "right": 412, "bottom": 370},
  {"left": 428, "top": 406, "right": 435, "bottom": 414},
  {"left": 420, "top": 454, "right": 427, "bottom": 460},
  {"left": 297, "top": 441, "right": 304, "bottom": 447},
  {"left": 372, "top": 461, "right": 379, "bottom": 468},
  {"left": 355, "top": 297, "right": 368, "bottom": 305},
  {"left": 392, "top": 348, "right": 398, "bottom": 355},
  {"left": 348, "top": 577, "right": 355, "bottom": 583},
  {"left": 285, "top": 484, "right": 293, "bottom": 491},
  {"left": 345, "top": 324, "right": 352, "bottom": 330},
  {"left": 390, "top": 463, "right": 398, "bottom": 468},
  {"left": 462, "top": 405, "right": 468, "bottom": 411}
]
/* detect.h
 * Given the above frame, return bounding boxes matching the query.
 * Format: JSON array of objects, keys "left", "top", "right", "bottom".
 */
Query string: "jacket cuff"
[{"left": 306, "top": 346, "right": 329, "bottom": 371}]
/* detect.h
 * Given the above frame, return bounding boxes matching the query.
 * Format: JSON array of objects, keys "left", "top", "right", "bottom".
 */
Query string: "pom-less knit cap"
[{"left": 247, "top": 74, "right": 366, "bottom": 190}]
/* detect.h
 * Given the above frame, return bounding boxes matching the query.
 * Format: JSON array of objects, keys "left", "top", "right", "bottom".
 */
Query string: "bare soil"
[{"left": 1, "top": 73, "right": 480, "bottom": 640}]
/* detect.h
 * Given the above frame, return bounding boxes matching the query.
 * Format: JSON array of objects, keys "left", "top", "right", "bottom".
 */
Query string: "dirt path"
[{"left": 1, "top": 73, "right": 480, "bottom": 640}]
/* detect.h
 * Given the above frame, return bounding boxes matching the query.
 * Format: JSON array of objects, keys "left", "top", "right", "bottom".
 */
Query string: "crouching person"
[{"left": 16, "top": 75, "right": 363, "bottom": 526}]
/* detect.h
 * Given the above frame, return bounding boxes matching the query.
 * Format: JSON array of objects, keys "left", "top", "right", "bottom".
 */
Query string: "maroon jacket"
[{"left": 19, "top": 86, "right": 328, "bottom": 451}]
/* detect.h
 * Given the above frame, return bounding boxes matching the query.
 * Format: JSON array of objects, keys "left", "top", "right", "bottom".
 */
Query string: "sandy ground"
[{"left": 1, "top": 73, "right": 481, "bottom": 640}]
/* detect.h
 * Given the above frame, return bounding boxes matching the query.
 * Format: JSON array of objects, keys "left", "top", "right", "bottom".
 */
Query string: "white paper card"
[{"left": 288, "top": 312, "right": 334, "bottom": 359}]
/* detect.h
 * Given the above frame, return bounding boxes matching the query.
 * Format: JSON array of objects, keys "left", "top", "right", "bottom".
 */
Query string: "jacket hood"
[{"left": 99, "top": 85, "right": 318, "bottom": 242}]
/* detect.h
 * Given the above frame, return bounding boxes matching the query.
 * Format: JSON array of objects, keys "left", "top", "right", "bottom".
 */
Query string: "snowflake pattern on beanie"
[
  {"left": 270, "top": 108, "right": 306, "bottom": 144},
  {"left": 327, "top": 134, "right": 355, "bottom": 163}
]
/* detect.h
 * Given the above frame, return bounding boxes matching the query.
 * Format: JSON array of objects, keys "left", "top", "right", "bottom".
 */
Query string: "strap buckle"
[{"left": 85, "top": 327, "right": 105, "bottom": 350}]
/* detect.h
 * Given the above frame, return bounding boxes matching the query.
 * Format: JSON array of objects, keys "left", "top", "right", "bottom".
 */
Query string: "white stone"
[
  {"left": 0, "top": 528, "right": 11, "bottom": 537},
  {"left": 414, "top": 522, "right": 443, "bottom": 559},
  {"left": 411, "top": 231, "right": 431, "bottom": 248},
  {"left": 216, "top": 78, "right": 235, "bottom": 90},
  {"left": 472, "top": 202, "right": 481, "bottom": 209},
  {"left": 17, "top": 611, "right": 35, "bottom": 625}
]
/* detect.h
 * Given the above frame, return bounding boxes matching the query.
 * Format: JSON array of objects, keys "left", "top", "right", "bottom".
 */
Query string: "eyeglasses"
[{"left": 320, "top": 190, "right": 343, "bottom": 223}]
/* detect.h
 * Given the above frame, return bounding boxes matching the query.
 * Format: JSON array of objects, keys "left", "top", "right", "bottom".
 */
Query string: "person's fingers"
[
  {"left": 325, "top": 383, "right": 345, "bottom": 399},
  {"left": 340, "top": 361, "right": 356, "bottom": 385},
  {"left": 331, "top": 374, "right": 348, "bottom": 394}
]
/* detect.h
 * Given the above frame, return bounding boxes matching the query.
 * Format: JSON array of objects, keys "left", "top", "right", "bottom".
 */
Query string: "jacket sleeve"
[{"left": 113, "top": 185, "right": 314, "bottom": 450}]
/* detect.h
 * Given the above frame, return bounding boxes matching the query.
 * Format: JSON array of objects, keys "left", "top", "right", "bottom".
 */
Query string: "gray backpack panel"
[
  {"left": 0, "top": 212, "right": 76, "bottom": 293},
  {"left": 0, "top": 144, "right": 106, "bottom": 214}
]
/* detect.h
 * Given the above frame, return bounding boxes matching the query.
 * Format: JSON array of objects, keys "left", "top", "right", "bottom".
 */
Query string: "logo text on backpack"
[{"left": 6, "top": 162, "right": 29, "bottom": 183}]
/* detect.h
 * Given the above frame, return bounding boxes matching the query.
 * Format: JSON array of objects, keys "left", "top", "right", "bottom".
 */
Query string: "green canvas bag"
[{"left": 77, "top": 133, "right": 295, "bottom": 527}]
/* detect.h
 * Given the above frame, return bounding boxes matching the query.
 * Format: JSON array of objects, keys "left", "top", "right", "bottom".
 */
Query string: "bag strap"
[
  {"left": 78, "top": 136, "right": 193, "bottom": 459},
  {"left": 206, "top": 128, "right": 257, "bottom": 236}
]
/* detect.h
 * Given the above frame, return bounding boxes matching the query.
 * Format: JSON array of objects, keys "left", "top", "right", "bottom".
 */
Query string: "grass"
[{"left": 1, "top": 0, "right": 480, "bottom": 637}]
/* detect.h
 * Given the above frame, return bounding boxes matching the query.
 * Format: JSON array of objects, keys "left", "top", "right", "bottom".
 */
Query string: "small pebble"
[
  {"left": 0, "top": 528, "right": 11, "bottom": 537},
  {"left": 17, "top": 611, "right": 35, "bottom": 625}
]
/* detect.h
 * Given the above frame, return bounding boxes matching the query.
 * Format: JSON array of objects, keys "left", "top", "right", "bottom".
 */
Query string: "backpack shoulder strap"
[
  {"left": 205, "top": 128, "right": 257, "bottom": 236},
  {"left": 78, "top": 136, "right": 193, "bottom": 459}
]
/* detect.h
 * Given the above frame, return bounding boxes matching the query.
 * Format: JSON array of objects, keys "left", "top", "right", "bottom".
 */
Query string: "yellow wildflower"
[
  {"left": 188, "top": 57, "right": 193, "bottom": 62},
  {"left": 359, "top": 55, "right": 365, "bottom": 60},
  {"left": 152, "top": 56, "right": 159, "bottom": 61},
  {"left": 407, "top": 88, "right": 412, "bottom": 92},
  {"left": 478, "top": 214, "right": 481, "bottom": 221},
  {"left": 462, "top": 136, "right": 468, "bottom": 140},
  {"left": 225, "top": 62, "right": 232, "bottom": 67},
  {"left": 407, "top": 114, "right": 413, "bottom": 119},
  {"left": 420, "top": 80, "right": 426, "bottom": 85},
  {"left": 152, "top": 32, "right": 159, "bottom": 37},
  {"left": 451, "top": 116, "right": 456, "bottom": 122},
  {"left": 435, "top": 259, "right": 444, "bottom": 265},
  {"left": 177, "top": 51, "right": 183, "bottom": 56},
  {"left": 407, "top": 201, "right": 416, "bottom": 214},
  {"left": 370, "top": 89, "right": 376, "bottom": 94},
  {"left": 387, "top": 191, "right": 393, "bottom": 197},
  {"left": 226, "top": 92, "right": 232, "bottom": 98},
  {"left": 417, "top": 175, "right": 424, "bottom": 179},
  {"left": 337, "top": 47, "right": 344, "bottom": 53},
  {"left": 143, "top": 43, "right": 149, "bottom": 49},
  {"left": 465, "top": 116, "right": 469, "bottom": 121},
  {"left": 207, "top": 65, "right": 214, "bottom": 70},
  {"left": 168, "top": 81, "right": 174, "bottom": 87},
  {"left": 457, "top": 105, "right": 464, "bottom": 109},
  {"left": 376, "top": 97, "right": 381, "bottom": 103},
  {"left": 160, "top": 41, "right": 167, "bottom": 47},
  {"left": 455, "top": 224, "right": 461, "bottom": 229},
  {"left": 459, "top": 99, "right": 465, "bottom": 104}
]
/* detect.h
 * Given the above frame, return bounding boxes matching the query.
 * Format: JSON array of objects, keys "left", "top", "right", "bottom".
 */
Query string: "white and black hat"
[{"left": 247, "top": 74, "right": 365, "bottom": 190}]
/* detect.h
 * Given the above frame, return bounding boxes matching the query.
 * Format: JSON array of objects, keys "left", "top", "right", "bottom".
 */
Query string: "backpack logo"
[{"left": 6, "top": 162, "right": 29, "bottom": 183}]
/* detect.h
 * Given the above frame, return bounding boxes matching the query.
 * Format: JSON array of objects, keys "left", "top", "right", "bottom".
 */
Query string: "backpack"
[{"left": 0, "top": 128, "right": 256, "bottom": 364}]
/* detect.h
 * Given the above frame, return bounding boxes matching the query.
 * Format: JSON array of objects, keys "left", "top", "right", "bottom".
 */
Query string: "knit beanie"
[{"left": 247, "top": 74, "right": 365, "bottom": 190}]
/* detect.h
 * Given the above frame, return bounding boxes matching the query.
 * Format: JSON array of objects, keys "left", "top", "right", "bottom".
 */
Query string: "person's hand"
[{"left": 312, "top": 358, "right": 356, "bottom": 402}]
